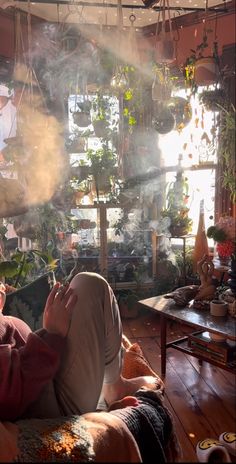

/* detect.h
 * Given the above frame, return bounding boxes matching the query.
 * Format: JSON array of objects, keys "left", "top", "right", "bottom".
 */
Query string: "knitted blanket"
[
  {"left": 16, "top": 416, "right": 95, "bottom": 462},
  {"left": 15, "top": 412, "right": 142, "bottom": 463},
  {"left": 110, "top": 388, "right": 180, "bottom": 463}
]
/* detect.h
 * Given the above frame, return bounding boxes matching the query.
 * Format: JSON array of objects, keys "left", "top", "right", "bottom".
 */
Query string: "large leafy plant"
[
  {"left": 218, "top": 104, "right": 236, "bottom": 203},
  {"left": 0, "top": 249, "right": 58, "bottom": 288}
]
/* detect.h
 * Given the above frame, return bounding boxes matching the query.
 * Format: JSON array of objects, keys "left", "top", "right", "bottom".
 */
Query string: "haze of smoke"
[{"left": 16, "top": 94, "right": 66, "bottom": 206}]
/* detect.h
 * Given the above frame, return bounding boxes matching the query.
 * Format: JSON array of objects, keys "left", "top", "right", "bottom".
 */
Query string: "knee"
[{"left": 69, "top": 272, "right": 109, "bottom": 297}]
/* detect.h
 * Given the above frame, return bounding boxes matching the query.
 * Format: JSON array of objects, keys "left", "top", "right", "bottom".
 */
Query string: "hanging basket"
[
  {"left": 194, "top": 57, "right": 220, "bottom": 86},
  {"left": 71, "top": 111, "right": 91, "bottom": 127},
  {"left": 0, "top": 178, "right": 28, "bottom": 218},
  {"left": 93, "top": 119, "right": 109, "bottom": 138}
]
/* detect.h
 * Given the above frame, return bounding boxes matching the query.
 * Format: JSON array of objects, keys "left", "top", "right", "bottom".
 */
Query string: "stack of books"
[{"left": 188, "top": 331, "right": 236, "bottom": 365}]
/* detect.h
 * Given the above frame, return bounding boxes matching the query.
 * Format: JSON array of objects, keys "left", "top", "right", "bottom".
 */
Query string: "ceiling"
[{"left": 7, "top": 0, "right": 228, "bottom": 28}]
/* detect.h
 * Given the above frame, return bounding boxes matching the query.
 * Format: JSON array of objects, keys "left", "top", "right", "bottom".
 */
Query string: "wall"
[
  {"left": 139, "top": 2, "right": 235, "bottom": 67},
  {"left": 0, "top": 4, "right": 235, "bottom": 65}
]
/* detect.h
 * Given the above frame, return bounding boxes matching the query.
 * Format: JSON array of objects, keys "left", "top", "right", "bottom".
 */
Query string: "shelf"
[{"left": 167, "top": 337, "right": 236, "bottom": 374}]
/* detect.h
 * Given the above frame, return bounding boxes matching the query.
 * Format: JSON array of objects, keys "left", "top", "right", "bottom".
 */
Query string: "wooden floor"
[{"left": 122, "top": 307, "right": 236, "bottom": 463}]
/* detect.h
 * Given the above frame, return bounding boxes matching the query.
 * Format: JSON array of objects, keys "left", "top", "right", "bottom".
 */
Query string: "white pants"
[{"left": 28, "top": 272, "right": 124, "bottom": 418}]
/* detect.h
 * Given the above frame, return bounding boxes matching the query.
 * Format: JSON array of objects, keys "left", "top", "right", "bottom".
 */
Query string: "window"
[{"left": 158, "top": 87, "right": 218, "bottom": 234}]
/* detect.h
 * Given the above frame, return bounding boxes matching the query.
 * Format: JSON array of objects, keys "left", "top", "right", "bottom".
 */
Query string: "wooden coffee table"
[{"left": 139, "top": 295, "right": 236, "bottom": 376}]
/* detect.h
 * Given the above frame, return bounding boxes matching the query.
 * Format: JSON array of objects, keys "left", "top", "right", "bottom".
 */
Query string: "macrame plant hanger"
[
  {"left": 155, "top": 0, "right": 175, "bottom": 65},
  {"left": 110, "top": 0, "right": 129, "bottom": 179}
]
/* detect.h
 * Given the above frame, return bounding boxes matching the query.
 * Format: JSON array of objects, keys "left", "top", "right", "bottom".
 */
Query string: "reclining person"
[
  {"left": 0, "top": 274, "right": 179, "bottom": 462},
  {"left": 0, "top": 273, "right": 158, "bottom": 422}
]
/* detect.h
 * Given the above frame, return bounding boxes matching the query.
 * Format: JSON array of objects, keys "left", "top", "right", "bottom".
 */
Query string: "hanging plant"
[
  {"left": 151, "top": 64, "right": 177, "bottom": 102},
  {"left": 199, "top": 87, "right": 226, "bottom": 112},
  {"left": 184, "top": 30, "right": 220, "bottom": 93},
  {"left": 71, "top": 106, "right": 91, "bottom": 127},
  {"left": 218, "top": 104, "right": 236, "bottom": 203}
]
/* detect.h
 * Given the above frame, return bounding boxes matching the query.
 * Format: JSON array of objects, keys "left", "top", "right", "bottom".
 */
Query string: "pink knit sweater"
[{"left": 0, "top": 313, "right": 64, "bottom": 421}]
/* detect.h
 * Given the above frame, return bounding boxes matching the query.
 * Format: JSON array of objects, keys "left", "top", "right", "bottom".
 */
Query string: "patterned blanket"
[{"left": 16, "top": 416, "right": 95, "bottom": 462}]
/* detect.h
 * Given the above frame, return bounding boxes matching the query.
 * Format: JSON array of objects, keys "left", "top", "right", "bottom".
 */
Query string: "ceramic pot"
[
  {"left": 195, "top": 57, "right": 219, "bottom": 86},
  {"left": 210, "top": 299, "right": 228, "bottom": 317}
]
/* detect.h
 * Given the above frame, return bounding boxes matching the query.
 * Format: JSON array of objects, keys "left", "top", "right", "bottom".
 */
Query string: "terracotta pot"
[{"left": 195, "top": 57, "right": 219, "bottom": 86}]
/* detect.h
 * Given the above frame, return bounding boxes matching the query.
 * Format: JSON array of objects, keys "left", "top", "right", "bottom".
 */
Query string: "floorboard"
[{"left": 122, "top": 309, "right": 236, "bottom": 463}]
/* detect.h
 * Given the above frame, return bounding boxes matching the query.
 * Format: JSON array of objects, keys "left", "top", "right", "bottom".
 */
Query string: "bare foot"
[
  {"left": 108, "top": 396, "right": 139, "bottom": 411},
  {"left": 102, "top": 375, "right": 161, "bottom": 407}
]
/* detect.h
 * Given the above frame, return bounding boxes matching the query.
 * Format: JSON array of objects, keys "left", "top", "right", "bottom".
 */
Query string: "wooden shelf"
[{"left": 168, "top": 337, "right": 236, "bottom": 374}]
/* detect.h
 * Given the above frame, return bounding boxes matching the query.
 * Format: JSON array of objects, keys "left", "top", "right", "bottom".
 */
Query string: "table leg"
[{"left": 160, "top": 313, "right": 167, "bottom": 376}]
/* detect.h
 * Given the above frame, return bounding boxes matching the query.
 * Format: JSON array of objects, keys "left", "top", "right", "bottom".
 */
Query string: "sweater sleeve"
[{"left": 0, "top": 329, "right": 64, "bottom": 421}]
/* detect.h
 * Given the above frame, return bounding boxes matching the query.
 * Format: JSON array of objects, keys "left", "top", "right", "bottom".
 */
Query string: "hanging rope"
[{"left": 154, "top": 0, "right": 175, "bottom": 64}]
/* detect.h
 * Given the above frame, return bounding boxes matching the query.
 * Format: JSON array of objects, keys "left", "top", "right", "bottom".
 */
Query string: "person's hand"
[
  {"left": 43, "top": 282, "right": 77, "bottom": 338},
  {"left": 0, "top": 282, "right": 6, "bottom": 312}
]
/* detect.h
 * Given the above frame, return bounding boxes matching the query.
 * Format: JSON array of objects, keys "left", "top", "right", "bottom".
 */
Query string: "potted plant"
[
  {"left": 207, "top": 216, "right": 236, "bottom": 266},
  {"left": 91, "top": 93, "right": 112, "bottom": 138},
  {"left": 70, "top": 100, "right": 92, "bottom": 127},
  {"left": 73, "top": 180, "right": 92, "bottom": 205},
  {"left": 151, "top": 63, "right": 179, "bottom": 102},
  {"left": 116, "top": 288, "right": 139, "bottom": 319},
  {"left": 0, "top": 248, "right": 57, "bottom": 289},
  {"left": 0, "top": 248, "right": 57, "bottom": 330},
  {"left": 161, "top": 171, "right": 193, "bottom": 237},
  {"left": 86, "top": 144, "right": 118, "bottom": 199},
  {"left": 218, "top": 104, "right": 236, "bottom": 202},
  {"left": 199, "top": 87, "right": 226, "bottom": 112},
  {"left": 184, "top": 30, "right": 220, "bottom": 91}
]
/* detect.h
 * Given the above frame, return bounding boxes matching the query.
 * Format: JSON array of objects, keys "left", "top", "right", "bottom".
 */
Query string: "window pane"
[{"left": 158, "top": 88, "right": 218, "bottom": 168}]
